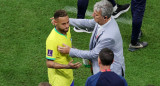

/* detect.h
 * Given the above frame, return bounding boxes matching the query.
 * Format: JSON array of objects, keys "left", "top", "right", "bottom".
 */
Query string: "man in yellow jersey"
[{"left": 46, "top": 10, "right": 81, "bottom": 86}]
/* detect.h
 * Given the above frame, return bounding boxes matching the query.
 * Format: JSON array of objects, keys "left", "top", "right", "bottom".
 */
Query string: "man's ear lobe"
[
  {"left": 99, "top": 60, "right": 101, "bottom": 64},
  {"left": 54, "top": 20, "right": 57, "bottom": 25},
  {"left": 104, "top": 16, "right": 108, "bottom": 19},
  {"left": 112, "top": 60, "right": 114, "bottom": 64},
  {"left": 98, "top": 57, "right": 101, "bottom": 64}
]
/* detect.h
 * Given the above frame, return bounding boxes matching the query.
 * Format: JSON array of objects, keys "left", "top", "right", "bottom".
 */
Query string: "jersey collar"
[{"left": 54, "top": 27, "right": 67, "bottom": 38}]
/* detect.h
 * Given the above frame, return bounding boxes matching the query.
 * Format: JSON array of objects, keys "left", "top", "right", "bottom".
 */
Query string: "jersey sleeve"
[{"left": 46, "top": 39, "right": 57, "bottom": 60}]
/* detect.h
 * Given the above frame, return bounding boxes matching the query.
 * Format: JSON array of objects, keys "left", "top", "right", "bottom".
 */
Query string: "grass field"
[{"left": 0, "top": 0, "right": 160, "bottom": 86}]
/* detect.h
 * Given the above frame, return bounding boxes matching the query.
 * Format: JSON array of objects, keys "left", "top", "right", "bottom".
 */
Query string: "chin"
[
  {"left": 94, "top": 20, "right": 98, "bottom": 23},
  {"left": 64, "top": 29, "right": 69, "bottom": 32}
]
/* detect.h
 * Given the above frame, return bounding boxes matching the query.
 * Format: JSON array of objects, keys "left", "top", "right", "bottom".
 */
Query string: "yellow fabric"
[{"left": 46, "top": 27, "right": 73, "bottom": 86}]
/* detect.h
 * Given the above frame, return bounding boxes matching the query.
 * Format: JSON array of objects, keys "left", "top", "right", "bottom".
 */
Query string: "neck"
[
  {"left": 99, "top": 17, "right": 111, "bottom": 25},
  {"left": 99, "top": 65, "right": 111, "bottom": 72}
]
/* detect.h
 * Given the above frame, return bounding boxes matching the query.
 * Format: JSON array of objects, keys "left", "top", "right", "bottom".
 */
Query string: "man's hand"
[
  {"left": 50, "top": 17, "right": 55, "bottom": 25},
  {"left": 58, "top": 44, "right": 70, "bottom": 54},
  {"left": 67, "top": 60, "right": 82, "bottom": 69}
]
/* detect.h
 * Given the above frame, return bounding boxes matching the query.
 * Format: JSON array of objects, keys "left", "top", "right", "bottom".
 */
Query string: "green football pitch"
[{"left": 0, "top": 0, "right": 160, "bottom": 86}]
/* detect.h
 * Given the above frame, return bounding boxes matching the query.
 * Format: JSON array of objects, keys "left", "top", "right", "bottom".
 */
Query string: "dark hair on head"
[
  {"left": 99, "top": 48, "right": 114, "bottom": 65},
  {"left": 54, "top": 10, "right": 68, "bottom": 19}
]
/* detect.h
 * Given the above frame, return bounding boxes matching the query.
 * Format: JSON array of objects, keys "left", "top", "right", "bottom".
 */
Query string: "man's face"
[
  {"left": 92, "top": 10, "right": 104, "bottom": 25},
  {"left": 55, "top": 16, "right": 69, "bottom": 33}
]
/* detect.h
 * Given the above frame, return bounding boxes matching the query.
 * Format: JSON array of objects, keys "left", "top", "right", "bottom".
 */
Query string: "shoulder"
[
  {"left": 86, "top": 72, "right": 102, "bottom": 85},
  {"left": 88, "top": 72, "right": 101, "bottom": 80},
  {"left": 101, "top": 72, "right": 125, "bottom": 82},
  {"left": 104, "top": 18, "right": 119, "bottom": 31},
  {"left": 110, "top": 72, "right": 127, "bottom": 86},
  {"left": 96, "top": 72, "right": 125, "bottom": 86},
  {"left": 46, "top": 29, "right": 57, "bottom": 43},
  {"left": 118, "top": 75, "right": 128, "bottom": 86}
]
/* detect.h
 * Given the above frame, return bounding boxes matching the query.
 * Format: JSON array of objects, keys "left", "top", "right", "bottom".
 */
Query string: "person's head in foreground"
[{"left": 98, "top": 47, "right": 114, "bottom": 68}]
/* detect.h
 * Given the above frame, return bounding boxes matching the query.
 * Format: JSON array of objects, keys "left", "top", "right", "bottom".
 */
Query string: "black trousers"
[{"left": 131, "top": 0, "right": 146, "bottom": 45}]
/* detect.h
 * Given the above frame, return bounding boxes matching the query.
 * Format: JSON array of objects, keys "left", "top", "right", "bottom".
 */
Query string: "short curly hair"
[{"left": 54, "top": 10, "right": 68, "bottom": 19}]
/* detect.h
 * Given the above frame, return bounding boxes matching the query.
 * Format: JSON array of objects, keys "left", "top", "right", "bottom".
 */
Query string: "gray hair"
[{"left": 94, "top": 0, "right": 113, "bottom": 18}]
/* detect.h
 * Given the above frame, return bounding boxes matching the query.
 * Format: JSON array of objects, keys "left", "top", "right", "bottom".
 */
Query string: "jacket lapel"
[
  {"left": 90, "top": 24, "right": 105, "bottom": 49},
  {"left": 89, "top": 24, "right": 99, "bottom": 50}
]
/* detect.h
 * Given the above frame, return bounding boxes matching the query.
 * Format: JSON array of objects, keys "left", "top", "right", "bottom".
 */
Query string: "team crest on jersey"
[{"left": 48, "top": 49, "right": 53, "bottom": 56}]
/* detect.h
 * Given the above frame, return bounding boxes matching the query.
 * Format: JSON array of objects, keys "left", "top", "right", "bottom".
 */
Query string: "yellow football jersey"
[{"left": 46, "top": 27, "right": 73, "bottom": 86}]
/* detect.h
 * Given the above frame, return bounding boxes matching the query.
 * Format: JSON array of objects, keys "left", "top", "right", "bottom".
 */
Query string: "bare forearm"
[
  {"left": 46, "top": 59, "right": 81, "bottom": 69},
  {"left": 46, "top": 60, "right": 69, "bottom": 69}
]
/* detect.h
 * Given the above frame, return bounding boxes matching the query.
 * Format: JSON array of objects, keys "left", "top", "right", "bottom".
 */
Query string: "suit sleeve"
[
  {"left": 69, "top": 18, "right": 96, "bottom": 30},
  {"left": 69, "top": 38, "right": 115, "bottom": 59}
]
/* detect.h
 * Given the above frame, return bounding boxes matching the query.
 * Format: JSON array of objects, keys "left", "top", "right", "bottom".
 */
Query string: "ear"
[
  {"left": 54, "top": 20, "right": 58, "bottom": 26},
  {"left": 98, "top": 57, "right": 101, "bottom": 65},
  {"left": 104, "top": 16, "right": 108, "bottom": 19},
  {"left": 112, "top": 59, "right": 114, "bottom": 64}
]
